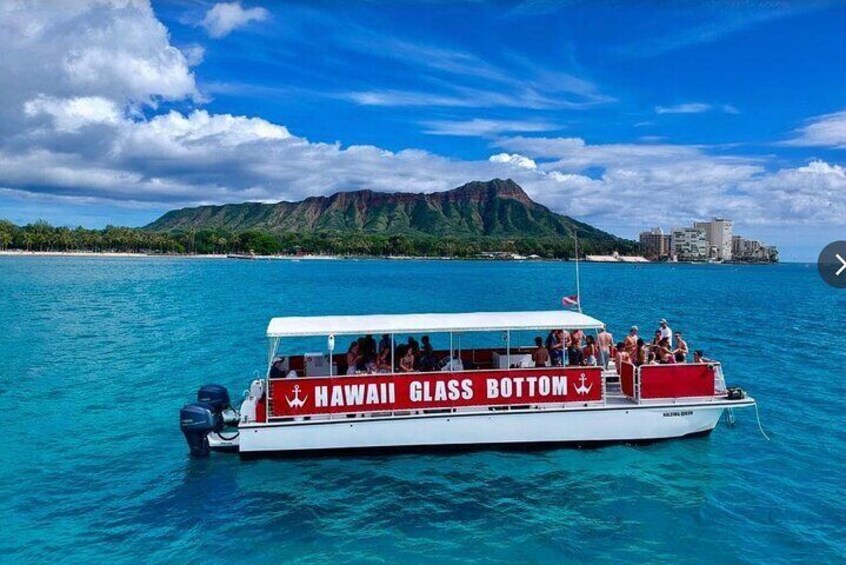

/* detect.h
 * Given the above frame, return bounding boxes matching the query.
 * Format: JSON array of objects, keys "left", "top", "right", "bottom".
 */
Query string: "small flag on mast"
[{"left": 562, "top": 295, "right": 580, "bottom": 308}]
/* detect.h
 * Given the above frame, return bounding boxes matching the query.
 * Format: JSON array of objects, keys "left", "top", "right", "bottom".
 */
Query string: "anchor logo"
[
  {"left": 286, "top": 385, "right": 308, "bottom": 409},
  {"left": 574, "top": 373, "right": 593, "bottom": 396}
]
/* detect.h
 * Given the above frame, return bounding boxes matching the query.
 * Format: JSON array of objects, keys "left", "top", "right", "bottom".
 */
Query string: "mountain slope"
[{"left": 146, "top": 179, "right": 628, "bottom": 246}]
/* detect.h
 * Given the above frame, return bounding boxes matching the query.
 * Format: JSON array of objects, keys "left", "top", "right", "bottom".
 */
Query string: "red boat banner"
[
  {"left": 639, "top": 364, "right": 715, "bottom": 399},
  {"left": 268, "top": 367, "right": 602, "bottom": 418}
]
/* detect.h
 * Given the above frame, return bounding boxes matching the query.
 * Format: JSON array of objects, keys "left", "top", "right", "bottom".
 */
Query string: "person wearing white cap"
[{"left": 658, "top": 319, "right": 673, "bottom": 347}]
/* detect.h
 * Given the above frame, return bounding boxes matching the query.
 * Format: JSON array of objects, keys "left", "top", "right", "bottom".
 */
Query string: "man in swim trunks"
[{"left": 597, "top": 326, "right": 613, "bottom": 369}]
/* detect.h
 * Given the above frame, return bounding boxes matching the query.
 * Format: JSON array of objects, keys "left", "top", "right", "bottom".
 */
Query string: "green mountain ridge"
[{"left": 146, "top": 179, "right": 631, "bottom": 249}]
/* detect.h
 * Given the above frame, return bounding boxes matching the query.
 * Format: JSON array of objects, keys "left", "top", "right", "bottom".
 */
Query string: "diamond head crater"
[{"left": 0, "top": 179, "right": 635, "bottom": 258}]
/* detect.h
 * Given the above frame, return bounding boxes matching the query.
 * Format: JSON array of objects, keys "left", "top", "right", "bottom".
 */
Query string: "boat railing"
[{"left": 620, "top": 361, "right": 725, "bottom": 404}]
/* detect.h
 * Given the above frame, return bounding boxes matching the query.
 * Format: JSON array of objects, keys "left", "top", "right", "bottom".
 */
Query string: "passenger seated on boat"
[
  {"left": 376, "top": 343, "right": 392, "bottom": 373},
  {"left": 531, "top": 336, "right": 550, "bottom": 367},
  {"left": 360, "top": 334, "right": 377, "bottom": 360},
  {"left": 269, "top": 357, "right": 286, "bottom": 379},
  {"left": 674, "top": 351, "right": 685, "bottom": 363},
  {"left": 582, "top": 335, "right": 598, "bottom": 366},
  {"left": 399, "top": 345, "right": 416, "bottom": 373},
  {"left": 634, "top": 338, "right": 648, "bottom": 366},
  {"left": 567, "top": 340, "right": 584, "bottom": 366},
  {"left": 693, "top": 350, "right": 711, "bottom": 363},
  {"left": 346, "top": 341, "right": 363, "bottom": 375}
]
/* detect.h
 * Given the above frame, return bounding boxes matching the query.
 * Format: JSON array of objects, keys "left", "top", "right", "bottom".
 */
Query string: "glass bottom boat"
[{"left": 179, "top": 310, "right": 755, "bottom": 457}]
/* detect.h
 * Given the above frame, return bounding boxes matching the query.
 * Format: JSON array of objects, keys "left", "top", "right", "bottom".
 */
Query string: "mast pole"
[{"left": 574, "top": 231, "right": 582, "bottom": 313}]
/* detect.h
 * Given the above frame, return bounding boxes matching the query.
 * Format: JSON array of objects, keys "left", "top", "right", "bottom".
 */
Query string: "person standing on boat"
[
  {"left": 658, "top": 319, "right": 673, "bottom": 347},
  {"left": 597, "top": 327, "right": 613, "bottom": 369},
  {"left": 379, "top": 334, "right": 391, "bottom": 354},
  {"left": 548, "top": 329, "right": 565, "bottom": 366},
  {"left": 531, "top": 336, "right": 550, "bottom": 367},
  {"left": 624, "top": 326, "right": 639, "bottom": 355},
  {"left": 674, "top": 331, "right": 689, "bottom": 362},
  {"left": 614, "top": 341, "right": 629, "bottom": 373},
  {"left": 583, "top": 335, "right": 598, "bottom": 366},
  {"left": 419, "top": 335, "right": 436, "bottom": 372}
]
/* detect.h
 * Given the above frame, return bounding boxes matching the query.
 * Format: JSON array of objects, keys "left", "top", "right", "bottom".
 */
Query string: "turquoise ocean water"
[{"left": 1, "top": 257, "right": 843, "bottom": 563}]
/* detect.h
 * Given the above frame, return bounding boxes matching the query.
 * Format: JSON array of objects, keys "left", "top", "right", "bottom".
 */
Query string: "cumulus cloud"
[
  {"left": 201, "top": 2, "right": 269, "bottom": 38},
  {"left": 24, "top": 96, "right": 123, "bottom": 133},
  {"left": 0, "top": 0, "right": 197, "bottom": 137},
  {"left": 782, "top": 110, "right": 846, "bottom": 149},
  {"left": 489, "top": 153, "right": 538, "bottom": 170}
]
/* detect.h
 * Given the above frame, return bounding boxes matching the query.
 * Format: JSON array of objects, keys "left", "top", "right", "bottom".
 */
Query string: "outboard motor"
[
  {"left": 180, "top": 402, "right": 220, "bottom": 457},
  {"left": 180, "top": 384, "right": 232, "bottom": 456},
  {"left": 198, "top": 384, "right": 230, "bottom": 412}
]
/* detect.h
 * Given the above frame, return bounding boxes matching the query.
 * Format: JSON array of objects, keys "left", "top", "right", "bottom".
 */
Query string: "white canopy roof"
[{"left": 266, "top": 310, "right": 604, "bottom": 338}]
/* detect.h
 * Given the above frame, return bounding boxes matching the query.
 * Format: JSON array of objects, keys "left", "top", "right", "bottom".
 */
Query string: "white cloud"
[
  {"left": 422, "top": 118, "right": 560, "bottom": 137},
  {"left": 0, "top": 0, "right": 198, "bottom": 139},
  {"left": 344, "top": 86, "right": 598, "bottom": 110},
  {"left": 489, "top": 153, "right": 538, "bottom": 170},
  {"left": 655, "top": 103, "right": 711, "bottom": 114},
  {"left": 24, "top": 96, "right": 123, "bottom": 132},
  {"left": 655, "top": 103, "right": 741, "bottom": 115},
  {"left": 201, "top": 2, "right": 269, "bottom": 38},
  {"left": 782, "top": 110, "right": 846, "bottom": 149}
]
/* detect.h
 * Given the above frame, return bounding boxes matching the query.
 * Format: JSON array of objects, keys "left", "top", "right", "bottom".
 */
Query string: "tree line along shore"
[{"left": 0, "top": 220, "right": 635, "bottom": 259}]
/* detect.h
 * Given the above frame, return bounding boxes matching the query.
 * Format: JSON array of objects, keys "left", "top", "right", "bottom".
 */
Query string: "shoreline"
[
  {"left": 0, "top": 250, "right": 784, "bottom": 264},
  {"left": 0, "top": 250, "right": 340, "bottom": 260}
]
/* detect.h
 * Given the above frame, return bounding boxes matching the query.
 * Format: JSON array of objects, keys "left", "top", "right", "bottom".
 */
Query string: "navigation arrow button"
[{"left": 818, "top": 242, "right": 846, "bottom": 288}]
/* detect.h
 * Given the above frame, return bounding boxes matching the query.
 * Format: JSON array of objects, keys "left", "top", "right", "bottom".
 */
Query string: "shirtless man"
[
  {"left": 624, "top": 326, "right": 639, "bottom": 355},
  {"left": 614, "top": 341, "right": 629, "bottom": 374},
  {"left": 596, "top": 326, "right": 614, "bottom": 369},
  {"left": 674, "top": 331, "right": 689, "bottom": 362},
  {"left": 531, "top": 336, "right": 550, "bottom": 367}
]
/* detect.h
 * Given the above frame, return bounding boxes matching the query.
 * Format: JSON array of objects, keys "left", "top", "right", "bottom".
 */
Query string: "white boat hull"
[{"left": 234, "top": 399, "right": 753, "bottom": 455}]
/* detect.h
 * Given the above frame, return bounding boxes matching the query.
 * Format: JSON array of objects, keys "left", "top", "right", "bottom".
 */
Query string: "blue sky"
[{"left": 1, "top": 1, "right": 846, "bottom": 260}]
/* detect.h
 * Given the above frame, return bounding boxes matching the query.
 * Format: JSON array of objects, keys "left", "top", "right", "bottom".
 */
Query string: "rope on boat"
[
  {"left": 217, "top": 430, "right": 240, "bottom": 441},
  {"left": 754, "top": 402, "right": 771, "bottom": 442}
]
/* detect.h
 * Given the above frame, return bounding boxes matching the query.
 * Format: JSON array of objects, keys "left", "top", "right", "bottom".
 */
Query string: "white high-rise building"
[
  {"left": 671, "top": 227, "right": 708, "bottom": 261},
  {"left": 694, "top": 218, "right": 733, "bottom": 260}
]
